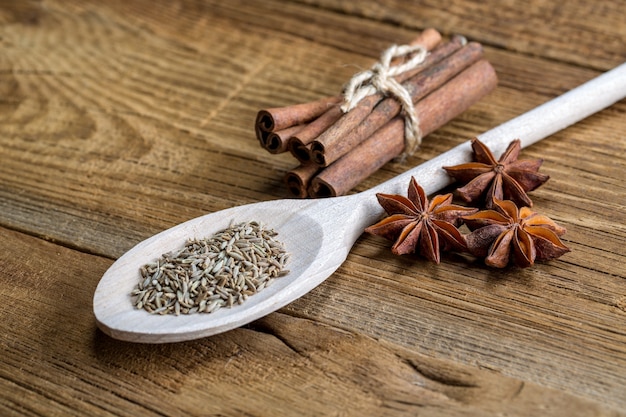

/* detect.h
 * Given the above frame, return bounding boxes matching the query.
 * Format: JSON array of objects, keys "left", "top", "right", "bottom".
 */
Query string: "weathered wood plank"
[
  {"left": 1, "top": 0, "right": 625, "bottom": 414},
  {"left": 1, "top": 0, "right": 623, "bottom": 255},
  {"left": 0, "top": 227, "right": 620, "bottom": 416},
  {"left": 292, "top": 0, "right": 626, "bottom": 70},
  {"left": 106, "top": 0, "right": 626, "bottom": 70}
]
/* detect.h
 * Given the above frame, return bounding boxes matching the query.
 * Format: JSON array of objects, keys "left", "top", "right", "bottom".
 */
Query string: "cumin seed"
[{"left": 132, "top": 221, "right": 289, "bottom": 315}]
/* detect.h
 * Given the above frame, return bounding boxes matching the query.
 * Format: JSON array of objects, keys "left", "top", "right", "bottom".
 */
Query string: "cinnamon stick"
[
  {"left": 284, "top": 163, "right": 321, "bottom": 198},
  {"left": 259, "top": 124, "right": 307, "bottom": 154},
  {"left": 256, "top": 95, "right": 341, "bottom": 135},
  {"left": 287, "top": 34, "right": 462, "bottom": 164},
  {"left": 308, "top": 59, "right": 498, "bottom": 198},
  {"left": 306, "top": 35, "right": 467, "bottom": 164},
  {"left": 405, "top": 27, "right": 442, "bottom": 49},
  {"left": 287, "top": 105, "right": 344, "bottom": 162},
  {"left": 255, "top": 28, "right": 442, "bottom": 154},
  {"left": 311, "top": 41, "right": 484, "bottom": 167}
]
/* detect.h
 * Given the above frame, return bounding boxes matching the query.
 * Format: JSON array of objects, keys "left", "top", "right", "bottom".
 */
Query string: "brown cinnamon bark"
[
  {"left": 255, "top": 28, "right": 442, "bottom": 154},
  {"left": 406, "top": 27, "right": 442, "bottom": 49},
  {"left": 311, "top": 41, "right": 484, "bottom": 167},
  {"left": 256, "top": 95, "right": 341, "bottom": 135},
  {"left": 255, "top": 96, "right": 340, "bottom": 151},
  {"left": 307, "top": 35, "right": 467, "bottom": 165},
  {"left": 288, "top": 34, "right": 463, "bottom": 164},
  {"left": 259, "top": 124, "right": 307, "bottom": 154},
  {"left": 287, "top": 105, "right": 344, "bottom": 162},
  {"left": 283, "top": 163, "right": 320, "bottom": 198},
  {"left": 308, "top": 59, "right": 498, "bottom": 198}
]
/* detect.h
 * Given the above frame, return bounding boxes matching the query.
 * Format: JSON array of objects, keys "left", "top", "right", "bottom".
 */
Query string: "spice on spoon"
[{"left": 131, "top": 221, "right": 290, "bottom": 315}]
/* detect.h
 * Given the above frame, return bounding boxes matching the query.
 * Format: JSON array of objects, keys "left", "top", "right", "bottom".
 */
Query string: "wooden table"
[{"left": 1, "top": 1, "right": 625, "bottom": 415}]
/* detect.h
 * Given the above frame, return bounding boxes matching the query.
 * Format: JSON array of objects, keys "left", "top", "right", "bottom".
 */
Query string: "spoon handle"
[{"left": 369, "top": 63, "right": 626, "bottom": 198}]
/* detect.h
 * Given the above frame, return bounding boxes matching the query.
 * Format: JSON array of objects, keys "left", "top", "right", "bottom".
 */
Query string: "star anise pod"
[
  {"left": 364, "top": 177, "right": 478, "bottom": 262},
  {"left": 443, "top": 138, "right": 549, "bottom": 209},
  {"left": 462, "top": 198, "right": 570, "bottom": 268}
]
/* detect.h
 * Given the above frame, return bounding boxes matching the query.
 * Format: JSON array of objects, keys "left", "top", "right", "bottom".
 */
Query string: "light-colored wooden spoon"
[{"left": 94, "top": 64, "right": 626, "bottom": 343}]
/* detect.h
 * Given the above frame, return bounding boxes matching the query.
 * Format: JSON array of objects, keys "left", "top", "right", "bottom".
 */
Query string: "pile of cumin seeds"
[{"left": 131, "top": 221, "right": 290, "bottom": 315}]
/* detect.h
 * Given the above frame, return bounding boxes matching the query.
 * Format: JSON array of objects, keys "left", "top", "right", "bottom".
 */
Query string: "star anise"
[
  {"left": 443, "top": 138, "right": 549, "bottom": 209},
  {"left": 364, "top": 177, "right": 478, "bottom": 262},
  {"left": 462, "top": 198, "right": 570, "bottom": 268}
]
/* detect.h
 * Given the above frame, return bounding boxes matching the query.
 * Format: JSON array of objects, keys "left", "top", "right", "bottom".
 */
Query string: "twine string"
[{"left": 342, "top": 43, "right": 428, "bottom": 158}]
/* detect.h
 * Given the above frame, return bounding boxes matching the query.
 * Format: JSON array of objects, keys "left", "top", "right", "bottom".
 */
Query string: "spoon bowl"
[
  {"left": 94, "top": 195, "right": 380, "bottom": 343},
  {"left": 94, "top": 64, "right": 626, "bottom": 343}
]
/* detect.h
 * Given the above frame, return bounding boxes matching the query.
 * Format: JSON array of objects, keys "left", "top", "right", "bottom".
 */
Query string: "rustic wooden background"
[{"left": 1, "top": 0, "right": 625, "bottom": 415}]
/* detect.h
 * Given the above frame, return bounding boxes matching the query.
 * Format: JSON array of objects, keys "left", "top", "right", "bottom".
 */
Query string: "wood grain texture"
[
  {"left": 0, "top": 0, "right": 625, "bottom": 414},
  {"left": 0, "top": 227, "right": 620, "bottom": 416}
]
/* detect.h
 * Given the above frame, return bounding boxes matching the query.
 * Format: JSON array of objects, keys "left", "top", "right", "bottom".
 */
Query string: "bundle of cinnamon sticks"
[{"left": 255, "top": 28, "right": 498, "bottom": 198}]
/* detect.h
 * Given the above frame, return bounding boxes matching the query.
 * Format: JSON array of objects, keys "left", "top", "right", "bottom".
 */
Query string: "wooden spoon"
[{"left": 94, "top": 64, "right": 626, "bottom": 343}]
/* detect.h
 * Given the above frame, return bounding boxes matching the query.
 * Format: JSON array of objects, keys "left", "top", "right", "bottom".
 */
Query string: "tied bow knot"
[{"left": 341, "top": 43, "right": 428, "bottom": 158}]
